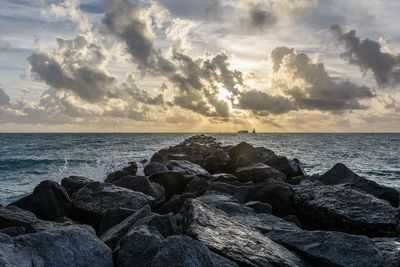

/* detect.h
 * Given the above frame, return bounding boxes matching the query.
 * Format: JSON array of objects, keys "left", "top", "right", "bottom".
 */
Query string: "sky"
[{"left": 0, "top": 0, "right": 400, "bottom": 132}]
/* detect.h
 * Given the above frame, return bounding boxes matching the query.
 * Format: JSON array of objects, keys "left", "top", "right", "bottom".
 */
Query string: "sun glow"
[{"left": 217, "top": 86, "right": 232, "bottom": 101}]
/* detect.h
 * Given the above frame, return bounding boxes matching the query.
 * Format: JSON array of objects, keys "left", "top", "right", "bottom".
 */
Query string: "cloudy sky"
[{"left": 1, "top": 0, "right": 400, "bottom": 132}]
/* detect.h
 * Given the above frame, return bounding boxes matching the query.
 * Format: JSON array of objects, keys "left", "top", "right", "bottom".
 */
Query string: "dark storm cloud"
[
  {"left": 102, "top": 0, "right": 175, "bottom": 74},
  {"left": 0, "top": 88, "right": 10, "bottom": 106},
  {"left": 238, "top": 90, "right": 295, "bottom": 114},
  {"left": 331, "top": 24, "right": 400, "bottom": 87}
]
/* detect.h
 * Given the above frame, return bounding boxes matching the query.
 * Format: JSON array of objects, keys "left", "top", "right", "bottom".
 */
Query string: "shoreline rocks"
[{"left": 1, "top": 134, "right": 399, "bottom": 266}]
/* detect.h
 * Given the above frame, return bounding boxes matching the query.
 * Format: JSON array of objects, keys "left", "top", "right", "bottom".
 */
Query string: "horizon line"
[{"left": 1, "top": 131, "right": 400, "bottom": 134}]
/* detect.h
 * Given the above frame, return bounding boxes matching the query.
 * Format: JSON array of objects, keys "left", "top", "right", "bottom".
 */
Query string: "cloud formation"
[
  {"left": 331, "top": 24, "right": 400, "bottom": 87},
  {"left": 0, "top": 88, "right": 10, "bottom": 106}
]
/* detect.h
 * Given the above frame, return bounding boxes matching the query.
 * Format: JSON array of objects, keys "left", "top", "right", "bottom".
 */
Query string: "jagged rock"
[
  {"left": 61, "top": 176, "right": 94, "bottom": 197},
  {"left": 246, "top": 180, "right": 295, "bottom": 216},
  {"left": 166, "top": 154, "right": 193, "bottom": 161},
  {"left": 373, "top": 238, "right": 400, "bottom": 267},
  {"left": 294, "top": 185, "right": 400, "bottom": 237},
  {"left": 234, "top": 163, "right": 286, "bottom": 183},
  {"left": 144, "top": 162, "right": 168, "bottom": 176},
  {"left": 228, "top": 142, "right": 276, "bottom": 169},
  {"left": 211, "top": 173, "right": 239, "bottom": 184},
  {"left": 318, "top": 163, "right": 400, "bottom": 207},
  {"left": 267, "top": 230, "right": 384, "bottom": 267},
  {"left": 238, "top": 213, "right": 300, "bottom": 234},
  {"left": 0, "top": 205, "right": 37, "bottom": 229},
  {"left": 105, "top": 162, "right": 138, "bottom": 183},
  {"left": 286, "top": 175, "right": 310, "bottom": 185},
  {"left": 265, "top": 156, "right": 306, "bottom": 178},
  {"left": 117, "top": 226, "right": 237, "bottom": 267},
  {"left": 183, "top": 199, "right": 309, "bottom": 266},
  {"left": 157, "top": 193, "right": 196, "bottom": 215},
  {"left": 183, "top": 177, "right": 210, "bottom": 196},
  {"left": 98, "top": 207, "right": 136, "bottom": 235},
  {"left": 0, "top": 226, "right": 26, "bottom": 237},
  {"left": 202, "top": 149, "right": 231, "bottom": 174},
  {"left": 166, "top": 160, "right": 210, "bottom": 176},
  {"left": 100, "top": 205, "right": 152, "bottom": 250},
  {"left": 133, "top": 213, "right": 180, "bottom": 237},
  {"left": 149, "top": 171, "right": 195, "bottom": 200},
  {"left": 0, "top": 225, "right": 112, "bottom": 267},
  {"left": 284, "top": 215, "right": 302, "bottom": 228},
  {"left": 112, "top": 175, "right": 165, "bottom": 205},
  {"left": 209, "top": 181, "right": 252, "bottom": 203},
  {"left": 71, "top": 182, "right": 152, "bottom": 230},
  {"left": 199, "top": 191, "right": 255, "bottom": 216},
  {"left": 150, "top": 152, "right": 166, "bottom": 163},
  {"left": 11, "top": 180, "right": 71, "bottom": 221},
  {"left": 245, "top": 201, "right": 272, "bottom": 214}
]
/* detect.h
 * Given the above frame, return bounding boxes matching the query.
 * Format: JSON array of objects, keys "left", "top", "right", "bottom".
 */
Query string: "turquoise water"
[{"left": 0, "top": 133, "right": 399, "bottom": 204}]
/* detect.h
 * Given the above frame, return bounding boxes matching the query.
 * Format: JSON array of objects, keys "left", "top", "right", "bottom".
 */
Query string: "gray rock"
[
  {"left": 157, "top": 193, "right": 196, "bottom": 215},
  {"left": 105, "top": 162, "right": 138, "bottom": 183},
  {"left": 0, "top": 226, "right": 26, "bottom": 237},
  {"left": 61, "top": 176, "right": 94, "bottom": 197},
  {"left": 373, "top": 238, "right": 400, "bottom": 267},
  {"left": 0, "top": 205, "right": 37, "bottom": 229},
  {"left": 144, "top": 162, "right": 168, "bottom": 176},
  {"left": 294, "top": 185, "right": 400, "bottom": 237},
  {"left": 318, "top": 163, "right": 400, "bottom": 207},
  {"left": 211, "top": 173, "right": 239, "bottom": 184},
  {"left": 166, "top": 160, "right": 210, "bottom": 176},
  {"left": 202, "top": 149, "right": 231, "bottom": 174},
  {"left": 209, "top": 181, "right": 252, "bottom": 203},
  {"left": 0, "top": 225, "right": 112, "bottom": 267},
  {"left": 11, "top": 180, "right": 71, "bottom": 221},
  {"left": 265, "top": 156, "right": 306, "bottom": 178},
  {"left": 199, "top": 191, "right": 255, "bottom": 216},
  {"left": 234, "top": 163, "right": 286, "bottom": 183},
  {"left": 228, "top": 142, "right": 276, "bottom": 169},
  {"left": 234, "top": 213, "right": 300, "bottom": 234},
  {"left": 246, "top": 180, "right": 295, "bottom": 216},
  {"left": 268, "top": 230, "right": 384, "bottom": 267},
  {"left": 149, "top": 171, "right": 195, "bottom": 200},
  {"left": 71, "top": 182, "right": 152, "bottom": 230},
  {"left": 183, "top": 177, "right": 210, "bottom": 196},
  {"left": 98, "top": 207, "right": 136, "bottom": 235},
  {"left": 100, "top": 205, "right": 152, "bottom": 250},
  {"left": 245, "top": 201, "right": 272, "bottom": 214},
  {"left": 133, "top": 213, "right": 180, "bottom": 237},
  {"left": 183, "top": 199, "right": 309, "bottom": 267}
]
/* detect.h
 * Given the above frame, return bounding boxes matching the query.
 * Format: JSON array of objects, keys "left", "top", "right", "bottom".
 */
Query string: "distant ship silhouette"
[
  {"left": 237, "top": 128, "right": 256, "bottom": 134},
  {"left": 252, "top": 128, "right": 256, "bottom": 134}
]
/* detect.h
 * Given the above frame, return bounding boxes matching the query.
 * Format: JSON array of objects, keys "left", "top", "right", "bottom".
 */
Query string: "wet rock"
[
  {"left": 286, "top": 175, "right": 310, "bottom": 185},
  {"left": 209, "top": 181, "right": 252, "bottom": 203},
  {"left": 149, "top": 171, "right": 195, "bottom": 200},
  {"left": 236, "top": 213, "right": 300, "bottom": 234},
  {"left": 61, "top": 176, "right": 94, "bottom": 197},
  {"left": 100, "top": 205, "right": 152, "bottom": 250},
  {"left": 166, "top": 160, "right": 210, "bottom": 176},
  {"left": 211, "top": 173, "right": 239, "bottom": 184},
  {"left": 0, "top": 225, "right": 112, "bottom": 267},
  {"left": 112, "top": 175, "right": 165, "bottom": 205},
  {"left": 199, "top": 191, "right": 255, "bottom": 216},
  {"left": 318, "top": 163, "right": 400, "bottom": 207},
  {"left": 150, "top": 152, "right": 166, "bottom": 163},
  {"left": 294, "top": 185, "right": 400, "bottom": 237},
  {"left": 246, "top": 180, "right": 295, "bottom": 217},
  {"left": 133, "top": 213, "right": 180, "bottom": 237},
  {"left": 117, "top": 226, "right": 237, "bottom": 267},
  {"left": 284, "top": 215, "right": 302, "bottom": 228},
  {"left": 71, "top": 182, "right": 152, "bottom": 230},
  {"left": 183, "top": 177, "right": 210, "bottom": 196},
  {"left": 105, "top": 162, "right": 138, "bottom": 183},
  {"left": 267, "top": 230, "right": 384, "bottom": 267},
  {"left": 234, "top": 163, "right": 286, "bottom": 183},
  {"left": 0, "top": 226, "right": 26, "bottom": 237},
  {"left": 245, "top": 201, "right": 272, "bottom": 214},
  {"left": 265, "top": 156, "right": 306, "bottom": 178},
  {"left": 202, "top": 149, "right": 231, "bottom": 174},
  {"left": 144, "top": 162, "right": 168, "bottom": 176},
  {"left": 0, "top": 205, "right": 37, "bottom": 229},
  {"left": 157, "top": 193, "right": 196, "bottom": 215},
  {"left": 183, "top": 199, "right": 309, "bottom": 267},
  {"left": 11, "top": 180, "right": 71, "bottom": 221},
  {"left": 373, "top": 238, "right": 400, "bottom": 267},
  {"left": 98, "top": 207, "right": 136, "bottom": 235},
  {"left": 228, "top": 142, "right": 276, "bottom": 169}
]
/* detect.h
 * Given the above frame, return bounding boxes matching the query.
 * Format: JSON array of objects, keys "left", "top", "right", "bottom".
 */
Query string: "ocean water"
[{"left": 0, "top": 133, "right": 399, "bottom": 205}]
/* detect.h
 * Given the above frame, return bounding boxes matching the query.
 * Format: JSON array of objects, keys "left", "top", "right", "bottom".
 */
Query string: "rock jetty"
[{"left": 1, "top": 134, "right": 399, "bottom": 267}]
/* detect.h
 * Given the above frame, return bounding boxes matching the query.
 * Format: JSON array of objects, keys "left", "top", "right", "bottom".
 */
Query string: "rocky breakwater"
[{"left": 1, "top": 134, "right": 399, "bottom": 267}]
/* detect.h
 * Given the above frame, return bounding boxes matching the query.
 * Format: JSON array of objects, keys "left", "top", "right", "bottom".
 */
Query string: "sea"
[{"left": 0, "top": 133, "right": 399, "bottom": 205}]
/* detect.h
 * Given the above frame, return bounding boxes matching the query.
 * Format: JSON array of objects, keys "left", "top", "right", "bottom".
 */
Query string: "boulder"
[
  {"left": 61, "top": 176, "right": 94, "bottom": 197},
  {"left": 211, "top": 173, "right": 239, "bottom": 184},
  {"left": 183, "top": 177, "right": 210, "bottom": 196},
  {"left": 209, "top": 181, "right": 252, "bottom": 203},
  {"left": 246, "top": 180, "right": 295, "bottom": 217},
  {"left": 294, "top": 185, "right": 400, "bottom": 237},
  {"left": 144, "top": 162, "right": 168, "bottom": 176},
  {"left": 318, "top": 163, "right": 400, "bottom": 207},
  {"left": 149, "top": 171, "right": 195, "bottom": 200},
  {"left": 166, "top": 160, "right": 210, "bottom": 176},
  {"left": 373, "top": 238, "right": 400, "bottom": 267},
  {"left": 112, "top": 175, "right": 165, "bottom": 205},
  {"left": 11, "top": 180, "right": 71, "bottom": 221},
  {"left": 98, "top": 207, "right": 136, "bottom": 235},
  {"left": 100, "top": 205, "right": 152, "bottom": 250},
  {"left": 0, "top": 205, "right": 37, "bottom": 229},
  {"left": 105, "top": 162, "right": 138, "bottom": 183},
  {"left": 0, "top": 225, "right": 112, "bottom": 267},
  {"left": 117, "top": 226, "right": 237, "bottom": 267},
  {"left": 0, "top": 226, "right": 26, "bottom": 237},
  {"left": 183, "top": 199, "right": 309, "bottom": 267},
  {"left": 157, "top": 193, "right": 196, "bottom": 215},
  {"left": 265, "top": 156, "right": 306, "bottom": 178},
  {"left": 202, "top": 149, "right": 231, "bottom": 174},
  {"left": 234, "top": 163, "right": 286, "bottom": 183},
  {"left": 150, "top": 152, "right": 166, "bottom": 163},
  {"left": 71, "top": 182, "right": 152, "bottom": 230},
  {"left": 245, "top": 201, "right": 272, "bottom": 214},
  {"left": 199, "top": 191, "right": 255, "bottom": 216},
  {"left": 133, "top": 213, "right": 180, "bottom": 237},
  {"left": 267, "top": 230, "right": 384, "bottom": 267},
  {"left": 228, "top": 142, "right": 276, "bottom": 169}
]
